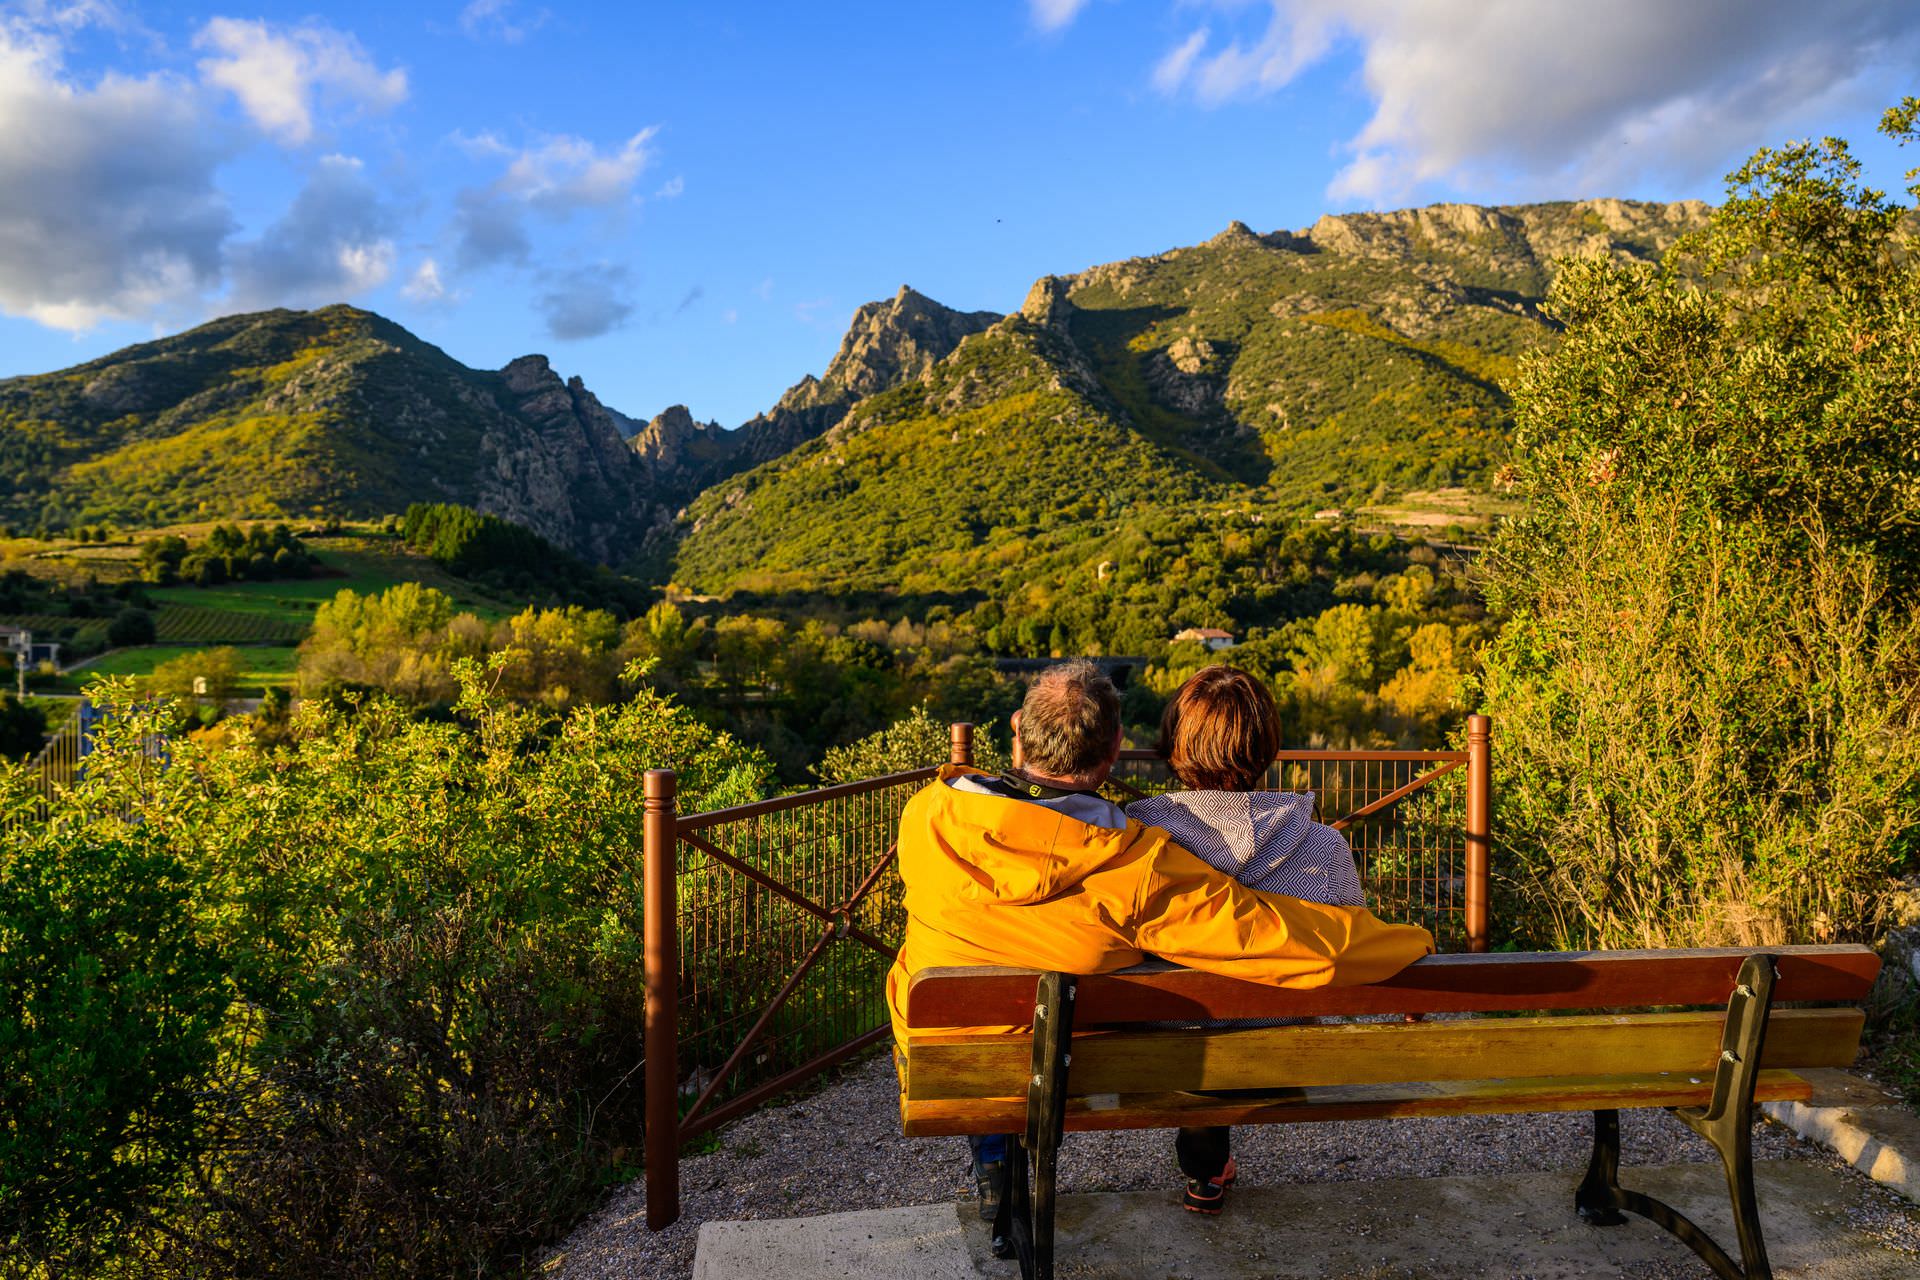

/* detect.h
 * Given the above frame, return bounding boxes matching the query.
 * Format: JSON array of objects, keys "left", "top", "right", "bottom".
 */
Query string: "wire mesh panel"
[
  {"left": 669, "top": 768, "right": 936, "bottom": 1136},
  {"left": 1109, "top": 749, "right": 1473, "bottom": 951}
]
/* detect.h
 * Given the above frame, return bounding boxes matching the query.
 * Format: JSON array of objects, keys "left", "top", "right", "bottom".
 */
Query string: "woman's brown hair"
[{"left": 1156, "top": 665, "right": 1282, "bottom": 792}]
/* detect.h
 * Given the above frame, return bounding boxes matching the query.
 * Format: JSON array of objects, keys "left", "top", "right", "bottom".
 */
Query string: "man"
[{"left": 886, "top": 661, "right": 1433, "bottom": 1232}]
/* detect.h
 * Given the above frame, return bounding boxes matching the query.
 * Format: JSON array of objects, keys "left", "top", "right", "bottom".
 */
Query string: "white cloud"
[
  {"left": 656, "top": 175, "right": 685, "bottom": 199},
  {"left": 403, "top": 257, "right": 449, "bottom": 303},
  {"left": 452, "top": 128, "right": 658, "bottom": 269},
  {"left": 537, "top": 265, "right": 633, "bottom": 340},
  {"left": 1146, "top": 0, "right": 1920, "bottom": 202},
  {"left": 225, "top": 154, "right": 396, "bottom": 309},
  {"left": 195, "top": 17, "right": 406, "bottom": 145},
  {"left": 460, "top": 0, "right": 549, "bottom": 44},
  {"left": 1152, "top": 28, "right": 1209, "bottom": 95},
  {"left": 1030, "top": 0, "right": 1090, "bottom": 32},
  {"left": 499, "top": 129, "right": 658, "bottom": 210},
  {"left": 0, "top": 26, "right": 230, "bottom": 328}
]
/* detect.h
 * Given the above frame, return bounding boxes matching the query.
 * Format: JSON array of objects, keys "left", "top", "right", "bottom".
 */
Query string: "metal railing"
[{"left": 642, "top": 716, "right": 1490, "bottom": 1228}]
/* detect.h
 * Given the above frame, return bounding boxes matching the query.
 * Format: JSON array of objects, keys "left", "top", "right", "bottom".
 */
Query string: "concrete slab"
[
  {"left": 693, "top": 1160, "right": 1920, "bottom": 1279},
  {"left": 692, "top": 1202, "right": 978, "bottom": 1280},
  {"left": 1764, "top": 1069, "right": 1920, "bottom": 1204}
]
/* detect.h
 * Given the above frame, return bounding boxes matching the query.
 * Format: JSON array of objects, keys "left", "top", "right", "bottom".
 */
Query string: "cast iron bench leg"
[
  {"left": 1573, "top": 952, "right": 1777, "bottom": 1280},
  {"left": 1010, "top": 971, "right": 1076, "bottom": 1280}
]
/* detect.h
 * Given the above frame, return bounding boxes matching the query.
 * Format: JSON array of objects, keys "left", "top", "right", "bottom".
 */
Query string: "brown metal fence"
[{"left": 642, "top": 717, "right": 1489, "bottom": 1228}]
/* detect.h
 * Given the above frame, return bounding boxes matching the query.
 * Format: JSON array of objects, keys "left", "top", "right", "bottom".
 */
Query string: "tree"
[
  {"left": 1479, "top": 103, "right": 1920, "bottom": 949},
  {"left": 107, "top": 607, "right": 156, "bottom": 648},
  {"left": 148, "top": 647, "right": 243, "bottom": 702},
  {"left": 0, "top": 694, "right": 46, "bottom": 759}
]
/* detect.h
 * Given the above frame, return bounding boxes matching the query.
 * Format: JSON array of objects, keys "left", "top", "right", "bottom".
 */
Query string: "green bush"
[
  {"left": 106, "top": 607, "right": 156, "bottom": 648},
  {"left": 1, "top": 664, "right": 770, "bottom": 1277},
  {"left": 0, "top": 829, "right": 230, "bottom": 1266},
  {"left": 1479, "top": 105, "right": 1920, "bottom": 949}
]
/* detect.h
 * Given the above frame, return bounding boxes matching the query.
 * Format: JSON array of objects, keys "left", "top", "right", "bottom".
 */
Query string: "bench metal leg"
[
  {"left": 1007, "top": 972, "right": 1076, "bottom": 1280},
  {"left": 1573, "top": 952, "right": 1777, "bottom": 1280}
]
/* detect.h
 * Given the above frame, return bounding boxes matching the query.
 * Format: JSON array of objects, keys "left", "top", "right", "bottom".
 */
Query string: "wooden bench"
[{"left": 897, "top": 945, "right": 1880, "bottom": 1280}]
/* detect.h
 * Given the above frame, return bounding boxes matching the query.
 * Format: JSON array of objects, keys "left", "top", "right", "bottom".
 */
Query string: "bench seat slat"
[
  {"left": 902, "top": 1007, "right": 1862, "bottom": 1100},
  {"left": 903, "top": 946, "right": 1881, "bottom": 1027},
  {"left": 900, "top": 1069, "right": 1817, "bottom": 1137}
]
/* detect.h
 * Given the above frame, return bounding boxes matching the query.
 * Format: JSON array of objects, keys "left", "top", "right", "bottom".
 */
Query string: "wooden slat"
[
  {"left": 903, "top": 946, "right": 1881, "bottom": 1028},
  {"left": 900, "top": 1070, "right": 1817, "bottom": 1137},
  {"left": 902, "top": 1007, "right": 1862, "bottom": 1100}
]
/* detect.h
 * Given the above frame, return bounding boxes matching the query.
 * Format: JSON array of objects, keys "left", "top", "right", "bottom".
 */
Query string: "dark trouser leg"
[
  {"left": 1175, "top": 1126, "right": 1232, "bottom": 1181},
  {"left": 970, "top": 1134, "right": 1011, "bottom": 1166}
]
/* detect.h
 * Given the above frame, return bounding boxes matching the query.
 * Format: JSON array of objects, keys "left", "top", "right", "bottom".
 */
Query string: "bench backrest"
[{"left": 900, "top": 946, "right": 1879, "bottom": 1104}]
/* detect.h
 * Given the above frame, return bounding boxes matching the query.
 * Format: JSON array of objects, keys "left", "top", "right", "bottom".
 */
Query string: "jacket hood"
[
  {"left": 922, "top": 765, "right": 1140, "bottom": 906},
  {"left": 1132, "top": 790, "right": 1319, "bottom": 878}
]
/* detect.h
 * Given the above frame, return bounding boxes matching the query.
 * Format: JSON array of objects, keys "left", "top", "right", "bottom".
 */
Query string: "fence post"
[
  {"left": 643, "top": 768, "right": 680, "bottom": 1230},
  {"left": 949, "top": 721, "right": 974, "bottom": 768},
  {"left": 1465, "top": 714, "right": 1492, "bottom": 953}
]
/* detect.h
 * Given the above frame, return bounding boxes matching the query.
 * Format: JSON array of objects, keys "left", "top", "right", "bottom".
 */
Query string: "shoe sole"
[{"left": 1183, "top": 1159, "right": 1236, "bottom": 1213}]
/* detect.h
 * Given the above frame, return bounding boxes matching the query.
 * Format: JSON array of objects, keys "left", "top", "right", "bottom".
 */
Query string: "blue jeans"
[{"left": 969, "top": 1133, "right": 1010, "bottom": 1166}]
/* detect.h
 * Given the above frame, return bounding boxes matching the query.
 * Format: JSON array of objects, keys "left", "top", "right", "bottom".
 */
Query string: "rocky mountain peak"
[
  {"left": 1206, "top": 220, "right": 1263, "bottom": 249},
  {"left": 1020, "top": 275, "right": 1074, "bottom": 328},
  {"left": 786, "top": 285, "right": 1001, "bottom": 409},
  {"left": 1303, "top": 198, "right": 1708, "bottom": 268},
  {"left": 501, "top": 354, "right": 564, "bottom": 395}
]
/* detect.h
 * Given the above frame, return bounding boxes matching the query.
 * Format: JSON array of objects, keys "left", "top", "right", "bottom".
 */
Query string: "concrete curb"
[{"left": 1763, "top": 1068, "right": 1920, "bottom": 1203}]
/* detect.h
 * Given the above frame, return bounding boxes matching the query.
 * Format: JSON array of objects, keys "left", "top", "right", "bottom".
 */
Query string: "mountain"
[
  {"left": 666, "top": 198, "right": 1708, "bottom": 594},
  {"left": 0, "top": 305, "right": 654, "bottom": 558},
  {"left": 627, "top": 286, "right": 999, "bottom": 504},
  {"left": 0, "top": 199, "right": 1708, "bottom": 581}
]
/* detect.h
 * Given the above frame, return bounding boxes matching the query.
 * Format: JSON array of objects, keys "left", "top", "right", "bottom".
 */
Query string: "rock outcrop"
[{"left": 636, "top": 285, "right": 1003, "bottom": 504}]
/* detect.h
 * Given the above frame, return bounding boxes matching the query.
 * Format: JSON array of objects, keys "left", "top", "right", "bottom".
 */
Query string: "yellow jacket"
[{"left": 886, "top": 767, "right": 1435, "bottom": 1045}]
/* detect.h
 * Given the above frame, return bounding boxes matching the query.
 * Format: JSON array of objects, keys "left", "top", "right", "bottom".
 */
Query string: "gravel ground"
[{"left": 540, "top": 1053, "right": 1919, "bottom": 1280}]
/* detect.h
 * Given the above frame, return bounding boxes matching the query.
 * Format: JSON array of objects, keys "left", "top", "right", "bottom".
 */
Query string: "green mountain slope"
[
  {"left": 0, "top": 305, "right": 653, "bottom": 558},
  {"left": 674, "top": 312, "right": 1216, "bottom": 593},
  {"left": 668, "top": 198, "right": 1707, "bottom": 594}
]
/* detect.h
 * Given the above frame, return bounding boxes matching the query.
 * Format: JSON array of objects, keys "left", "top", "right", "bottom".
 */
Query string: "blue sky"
[{"left": 2, "top": 1, "right": 1917, "bottom": 426}]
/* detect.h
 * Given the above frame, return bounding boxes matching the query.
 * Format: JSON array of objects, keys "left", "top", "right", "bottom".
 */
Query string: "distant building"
[
  {"left": 1173, "top": 627, "right": 1236, "bottom": 652},
  {"left": 0, "top": 625, "right": 60, "bottom": 668}
]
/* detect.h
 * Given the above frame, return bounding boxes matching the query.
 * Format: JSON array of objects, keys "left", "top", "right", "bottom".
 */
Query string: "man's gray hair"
[{"left": 1019, "top": 659, "right": 1121, "bottom": 778}]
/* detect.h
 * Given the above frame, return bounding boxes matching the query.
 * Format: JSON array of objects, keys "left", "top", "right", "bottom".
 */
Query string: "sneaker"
[{"left": 1182, "top": 1156, "right": 1238, "bottom": 1215}]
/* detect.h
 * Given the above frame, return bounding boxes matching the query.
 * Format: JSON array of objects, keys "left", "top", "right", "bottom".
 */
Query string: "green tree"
[
  {"left": 107, "top": 606, "right": 157, "bottom": 648},
  {"left": 148, "top": 646, "right": 243, "bottom": 702},
  {"left": 0, "top": 694, "right": 46, "bottom": 760}
]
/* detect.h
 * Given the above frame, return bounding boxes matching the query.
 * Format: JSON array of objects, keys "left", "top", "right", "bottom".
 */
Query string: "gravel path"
[{"left": 541, "top": 1053, "right": 1915, "bottom": 1279}]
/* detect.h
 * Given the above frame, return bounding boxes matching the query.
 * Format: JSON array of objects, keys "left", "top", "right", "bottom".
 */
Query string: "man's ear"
[{"left": 1011, "top": 708, "right": 1022, "bottom": 737}]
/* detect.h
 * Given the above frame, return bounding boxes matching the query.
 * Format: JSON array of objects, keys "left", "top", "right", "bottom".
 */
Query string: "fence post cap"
[{"left": 644, "top": 768, "right": 678, "bottom": 799}]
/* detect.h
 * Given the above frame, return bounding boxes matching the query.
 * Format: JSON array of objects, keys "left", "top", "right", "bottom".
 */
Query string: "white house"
[{"left": 1172, "top": 627, "right": 1236, "bottom": 652}]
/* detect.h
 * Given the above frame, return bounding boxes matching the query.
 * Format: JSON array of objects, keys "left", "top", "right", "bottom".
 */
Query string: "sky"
[{"left": 2, "top": 1, "right": 1917, "bottom": 427}]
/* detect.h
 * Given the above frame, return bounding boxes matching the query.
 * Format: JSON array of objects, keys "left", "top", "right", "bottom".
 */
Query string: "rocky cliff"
[{"left": 628, "top": 285, "right": 1001, "bottom": 504}]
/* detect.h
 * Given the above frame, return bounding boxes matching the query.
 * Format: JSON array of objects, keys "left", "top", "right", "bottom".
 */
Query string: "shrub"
[
  {"left": 1479, "top": 105, "right": 1920, "bottom": 949},
  {"left": 1, "top": 665, "right": 770, "bottom": 1277},
  {"left": 107, "top": 607, "right": 156, "bottom": 648},
  {"left": 0, "top": 829, "right": 231, "bottom": 1265},
  {"left": 147, "top": 647, "right": 243, "bottom": 701},
  {"left": 814, "top": 703, "right": 1009, "bottom": 784}
]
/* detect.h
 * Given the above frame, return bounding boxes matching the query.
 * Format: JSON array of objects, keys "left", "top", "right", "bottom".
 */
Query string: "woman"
[{"left": 1125, "top": 665, "right": 1368, "bottom": 1215}]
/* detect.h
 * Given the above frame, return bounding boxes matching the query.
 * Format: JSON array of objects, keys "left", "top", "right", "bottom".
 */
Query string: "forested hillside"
[
  {"left": 667, "top": 198, "right": 1706, "bottom": 595},
  {"left": 0, "top": 306, "right": 653, "bottom": 558}
]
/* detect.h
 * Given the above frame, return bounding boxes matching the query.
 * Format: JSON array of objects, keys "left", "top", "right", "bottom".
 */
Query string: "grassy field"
[
  {"left": 50, "top": 645, "right": 299, "bottom": 696},
  {"left": 1354, "top": 487, "right": 1522, "bottom": 532},
  {"left": 143, "top": 535, "right": 519, "bottom": 626}
]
